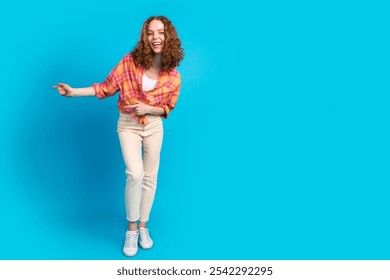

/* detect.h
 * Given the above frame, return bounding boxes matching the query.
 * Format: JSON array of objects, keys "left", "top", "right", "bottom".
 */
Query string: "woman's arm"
[
  {"left": 52, "top": 83, "right": 95, "bottom": 97},
  {"left": 145, "top": 104, "right": 165, "bottom": 116},
  {"left": 125, "top": 101, "right": 165, "bottom": 116}
]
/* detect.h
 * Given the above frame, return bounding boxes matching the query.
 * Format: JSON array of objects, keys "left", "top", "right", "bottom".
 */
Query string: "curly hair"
[{"left": 131, "top": 16, "right": 184, "bottom": 73}]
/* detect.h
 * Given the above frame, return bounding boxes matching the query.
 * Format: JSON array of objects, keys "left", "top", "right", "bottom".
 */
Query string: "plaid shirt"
[{"left": 92, "top": 54, "right": 181, "bottom": 125}]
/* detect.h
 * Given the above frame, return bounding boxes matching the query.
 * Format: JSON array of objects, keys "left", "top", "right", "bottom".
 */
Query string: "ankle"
[
  {"left": 139, "top": 222, "right": 147, "bottom": 229},
  {"left": 128, "top": 222, "right": 138, "bottom": 231}
]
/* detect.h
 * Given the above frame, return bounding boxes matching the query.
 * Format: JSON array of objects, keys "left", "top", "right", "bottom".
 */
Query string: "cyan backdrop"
[{"left": 0, "top": 0, "right": 389, "bottom": 259}]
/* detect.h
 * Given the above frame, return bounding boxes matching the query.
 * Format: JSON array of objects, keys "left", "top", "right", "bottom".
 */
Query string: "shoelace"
[
  {"left": 124, "top": 232, "right": 138, "bottom": 248},
  {"left": 140, "top": 229, "right": 151, "bottom": 241}
]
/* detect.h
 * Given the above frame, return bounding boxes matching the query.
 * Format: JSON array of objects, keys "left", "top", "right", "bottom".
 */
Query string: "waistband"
[{"left": 119, "top": 113, "right": 161, "bottom": 123}]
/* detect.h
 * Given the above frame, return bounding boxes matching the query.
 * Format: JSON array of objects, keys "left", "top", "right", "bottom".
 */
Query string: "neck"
[{"left": 153, "top": 54, "right": 162, "bottom": 69}]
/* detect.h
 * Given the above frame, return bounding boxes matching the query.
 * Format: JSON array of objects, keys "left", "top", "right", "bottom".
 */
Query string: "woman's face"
[{"left": 147, "top": 20, "right": 165, "bottom": 54}]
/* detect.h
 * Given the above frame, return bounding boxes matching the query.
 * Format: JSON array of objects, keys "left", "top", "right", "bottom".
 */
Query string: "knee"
[{"left": 125, "top": 168, "right": 144, "bottom": 182}]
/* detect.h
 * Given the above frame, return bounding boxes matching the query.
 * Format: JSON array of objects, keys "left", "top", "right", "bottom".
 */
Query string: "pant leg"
[
  {"left": 117, "top": 114, "right": 144, "bottom": 222},
  {"left": 139, "top": 116, "right": 163, "bottom": 222}
]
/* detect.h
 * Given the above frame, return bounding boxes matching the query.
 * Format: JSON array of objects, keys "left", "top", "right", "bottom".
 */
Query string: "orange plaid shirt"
[{"left": 92, "top": 54, "right": 181, "bottom": 125}]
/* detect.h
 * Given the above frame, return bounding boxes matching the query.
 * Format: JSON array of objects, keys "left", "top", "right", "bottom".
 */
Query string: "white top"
[{"left": 142, "top": 74, "right": 158, "bottom": 92}]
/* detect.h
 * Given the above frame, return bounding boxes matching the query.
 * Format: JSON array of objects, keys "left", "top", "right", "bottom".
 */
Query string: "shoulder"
[
  {"left": 167, "top": 68, "right": 181, "bottom": 87},
  {"left": 169, "top": 67, "right": 181, "bottom": 79},
  {"left": 118, "top": 53, "right": 143, "bottom": 72},
  {"left": 121, "top": 53, "right": 135, "bottom": 64},
  {"left": 123, "top": 53, "right": 144, "bottom": 70}
]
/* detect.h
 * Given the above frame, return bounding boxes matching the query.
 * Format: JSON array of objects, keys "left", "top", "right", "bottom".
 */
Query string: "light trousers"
[{"left": 117, "top": 113, "right": 163, "bottom": 222}]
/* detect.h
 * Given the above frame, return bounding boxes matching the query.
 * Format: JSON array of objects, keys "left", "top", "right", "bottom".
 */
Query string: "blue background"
[{"left": 0, "top": 0, "right": 389, "bottom": 259}]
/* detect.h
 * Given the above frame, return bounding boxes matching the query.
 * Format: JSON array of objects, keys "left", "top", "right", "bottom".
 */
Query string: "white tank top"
[{"left": 142, "top": 74, "right": 158, "bottom": 91}]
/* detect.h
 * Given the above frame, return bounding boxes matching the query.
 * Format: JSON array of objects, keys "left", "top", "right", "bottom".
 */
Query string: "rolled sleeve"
[
  {"left": 92, "top": 83, "right": 109, "bottom": 99},
  {"left": 161, "top": 104, "right": 171, "bottom": 119}
]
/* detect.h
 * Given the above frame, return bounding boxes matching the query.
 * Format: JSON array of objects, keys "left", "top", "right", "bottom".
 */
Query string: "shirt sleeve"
[
  {"left": 161, "top": 71, "right": 181, "bottom": 119},
  {"left": 92, "top": 57, "right": 125, "bottom": 99}
]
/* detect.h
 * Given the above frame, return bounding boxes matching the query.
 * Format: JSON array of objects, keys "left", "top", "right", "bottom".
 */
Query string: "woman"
[{"left": 53, "top": 16, "right": 184, "bottom": 257}]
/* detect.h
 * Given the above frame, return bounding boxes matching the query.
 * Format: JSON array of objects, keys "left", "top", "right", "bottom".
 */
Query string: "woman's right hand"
[{"left": 52, "top": 83, "right": 74, "bottom": 97}]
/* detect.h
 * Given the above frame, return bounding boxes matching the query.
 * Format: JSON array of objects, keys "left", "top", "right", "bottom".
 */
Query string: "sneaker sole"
[
  {"left": 139, "top": 242, "right": 153, "bottom": 250},
  {"left": 123, "top": 249, "right": 138, "bottom": 257}
]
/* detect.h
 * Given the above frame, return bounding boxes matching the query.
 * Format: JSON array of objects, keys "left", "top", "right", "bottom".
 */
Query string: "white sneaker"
[
  {"left": 123, "top": 230, "right": 139, "bottom": 257},
  {"left": 139, "top": 228, "right": 153, "bottom": 249}
]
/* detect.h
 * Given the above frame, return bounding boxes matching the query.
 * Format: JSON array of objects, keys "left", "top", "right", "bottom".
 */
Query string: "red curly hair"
[{"left": 131, "top": 16, "right": 184, "bottom": 73}]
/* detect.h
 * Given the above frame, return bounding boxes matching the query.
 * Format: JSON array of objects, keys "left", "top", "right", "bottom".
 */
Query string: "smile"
[{"left": 152, "top": 42, "right": 162, "bottom": 47}]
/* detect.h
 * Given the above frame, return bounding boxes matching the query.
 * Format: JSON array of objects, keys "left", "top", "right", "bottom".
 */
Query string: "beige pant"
[{"left": 117, "top": 113, "right": 163, "bottom": 222}]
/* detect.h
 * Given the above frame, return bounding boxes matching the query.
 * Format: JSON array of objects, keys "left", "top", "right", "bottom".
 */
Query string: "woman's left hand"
[{"left": 125, "top": 101, "right": 151, "bottom": 116}]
